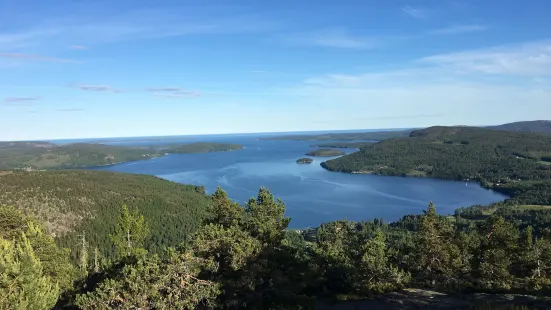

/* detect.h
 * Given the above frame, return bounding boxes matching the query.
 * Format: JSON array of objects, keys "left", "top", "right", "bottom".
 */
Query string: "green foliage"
[
  {"left": 488, "top": 120, "right": 551, "bottom": 136},
  {"left": 0, "top": 234, "right": 60, "bottom": 310},
  {"left": 305, "top": 149, "right": 345, "bottom": 157},
  {"left": 356, "top": 230, "right": 410, "bottom": 294},
  {"left": 110, "top": 205, "right": 150, "bottom": 258},
  {"left": 0, "top": 171, "right": 211, "bottom": 261},
  {"left": 412, "top": 202, "right": 462, "bottom": 286},
  {"left": 310, "top": 142, "right": 376, "bottom": 149},
  {"left": 0, "top": 141, "right": 243, "bottom": 170},
  {"left": 262, "top": 130, "right": 412, "bottom": 141},
  {"left": 75, "top": 251, "right": 220, "bottom": 309},
  {"left": 475, "top": 216, "right": 520, "bottom": 290},
  {"left": 322, "top": 126, "right": 551, "bottom": 205},
  {"left": 0, "top": 206, "right": 76, "bottom": 291}
]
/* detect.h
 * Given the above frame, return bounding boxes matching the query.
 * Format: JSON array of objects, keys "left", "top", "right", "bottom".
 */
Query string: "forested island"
[
  {"left": 306, "top": 148, "right": 346, "bottom": 157},
  {"left": 296, "top": 157, "right": 314, "bottom": 164},
  {"left": 310, "top": 141, "right": 375, "bottom": 149},
  {"left": 0, "top": 141, "right": 243, "bottom": 170}
]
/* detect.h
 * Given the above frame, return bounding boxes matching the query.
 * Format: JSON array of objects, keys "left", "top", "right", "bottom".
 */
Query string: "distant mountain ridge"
[{"left": 486, "top": 120, "right": 551, "bottom": 135}]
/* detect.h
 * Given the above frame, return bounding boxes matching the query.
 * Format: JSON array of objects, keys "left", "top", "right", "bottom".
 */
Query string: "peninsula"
[
  {"left": 321, "top": 126, "right": 551, "bottom": 205},
  {"left": 306, "top": 148, "right": 345, "bottom": 157},
  {"left": 0, "top": 141, "right": 243, "bottom": 170},
  {"left": 310, "top": 141, "right": 375, "bottom": 149}
]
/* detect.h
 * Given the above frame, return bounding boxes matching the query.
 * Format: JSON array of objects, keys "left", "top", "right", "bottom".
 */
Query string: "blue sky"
[{"left": 1, "top": 0, "right": 550, "bottom": 140}]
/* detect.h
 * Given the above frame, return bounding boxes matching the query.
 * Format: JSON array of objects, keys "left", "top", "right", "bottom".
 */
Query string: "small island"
[
  {"left": 305, "top": 149, "right": 345, "bottom": 157},
  {"left": 296, "top": 158, "right": 314, "bottom": 164}
]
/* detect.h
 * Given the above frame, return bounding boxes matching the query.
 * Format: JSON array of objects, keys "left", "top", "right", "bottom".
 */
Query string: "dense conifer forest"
[
  {"left": 3, "top": 123, "right": 551, "bottom": 309},
  {"left": 2, "top": 186, "right": 551, "bottom": 309},
  {"left": 0, "top": 141, "right": 243, "bottom": 170},
  {"left": 0, "top": 171, "right": 211, "bottom": 260},
  {"left": 322, "top": 126, "right": 551, "bottom": 205}
]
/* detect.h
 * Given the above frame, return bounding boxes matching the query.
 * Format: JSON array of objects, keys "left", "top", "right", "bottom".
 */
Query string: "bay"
[{"left": 75, "top": 131, "right": 508, "bottom": 228}]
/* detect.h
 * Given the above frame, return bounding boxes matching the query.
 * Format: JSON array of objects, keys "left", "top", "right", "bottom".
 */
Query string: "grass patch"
[{"left": 517, "top": 205, "right": 551, "bottom": 211}]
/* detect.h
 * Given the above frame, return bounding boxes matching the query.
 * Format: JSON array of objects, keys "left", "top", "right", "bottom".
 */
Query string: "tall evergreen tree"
[
  {"left": 110, "top": 205, "right": 150, "bottom": 258},
  {"left": 412, "top": 202, "right": 461, "bottom": 286},
  {"left": 0, "top": 234, "right": 60, "bottom": 310}
]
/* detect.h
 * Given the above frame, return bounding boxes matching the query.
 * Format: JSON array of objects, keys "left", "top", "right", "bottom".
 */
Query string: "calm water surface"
[{"left": 74, "top": 133, "right": 508, "bottom": 228}]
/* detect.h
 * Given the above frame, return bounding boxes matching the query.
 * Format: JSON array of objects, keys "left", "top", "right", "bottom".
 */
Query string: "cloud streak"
[
  {"left": 0, "top": 53, "right": 77, "bottom": 63},
  {"left": 3, "top": 97, "right": 40, "bottom": 106},
  {"left": 146, "top": 87, "right": 201, "bottom": 98},
  {"left": 4, "top": 96, "right": 40, "bottom": 103},
  {"left": 284, "top": 29, "right": 391, "bottom": 49},
  {"left": 70, "top": 45, "right": 88, "bottom": 50},
  {"left": 419, "top": 40, "right": 551, "bottom": 76},
  {"left": 68, "top": 84, "right": 122, "bottom": 92},
  {"left": 401, "top": 5, "right": 428, "bottom": 19},
  {"left": 57, "top": 108, "right": 85, "bottom": 112},
  {"left": 428, "top": 25, "right": 487, "bottom": 35}
]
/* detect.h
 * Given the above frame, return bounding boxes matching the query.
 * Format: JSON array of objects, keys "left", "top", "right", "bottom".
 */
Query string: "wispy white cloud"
[
  {"left": 0, "top": 7, "right": 280, "bottom": 54},
  {"left": 145, "top": 87, "right": 200, "bottom": 98},
  {"left": 4, "top": 96, "right": 41, "bottom": 103},
  {"left": 153, "top": 92, "right": 200, "bottom": 99},
  {"left": 401, "top": 5, "right": 429, "bottom": 19},
  {"left": 419, "top": 40, "right": 551, "bottom": 76},
  {"left": 428, "top": 24, "right": 487, "bottom": 35},
  {"left": 0, "top": 53, "right": 77, "bottom": 63},
  {"left": 70, "top": 45, "right": 88, "bottom": 50},
  {"left": 284, "top": 29, "right": 395, "bottom": 49},
  {"left": 68, "top": 84, "right": 122, "bottom": 92},
  {"left": 57, "top": 108, "right": 85, "bottom": 112},
  {"left": 279, "top": 39, "right": 551, "bottom": 128},
  {"left": 144, "top": 87, "right": 186, "bottom": 92},
  {"left": 3, "top": 97, "right": 41, "bottom": 106}
]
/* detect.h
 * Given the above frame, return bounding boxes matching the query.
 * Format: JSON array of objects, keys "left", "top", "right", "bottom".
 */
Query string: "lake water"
[{"left": 74, "top": 132, "right": 508, "bottom": 228}]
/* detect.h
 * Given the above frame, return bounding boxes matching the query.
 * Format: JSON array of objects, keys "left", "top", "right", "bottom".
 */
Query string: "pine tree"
[
  {"left": 0, "top": 206, "right": 76, "bottom": 291},
  {"left": 0, "top": 233, "right": 60, "bottom": 310},
  {"left": 210, "top": 187, "right": 243, "bottom": 227},
  {"left": 475, "top": 215, "right": 519, "bottom": 290},
  {"left": 413, "top": 202, "right": 460, "bottom": 286},
  {"left": 110, "top": 205, "right": 150, "bottom": 258},
  {"left": 356, "top": 229, "right": 410, "bottom": 294},
  {"left": 244, "top": 187, "right": 291, "bottom": 245}
]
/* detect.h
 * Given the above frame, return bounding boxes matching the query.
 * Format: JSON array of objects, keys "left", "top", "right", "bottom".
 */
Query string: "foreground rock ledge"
[{"left": 316, "top": 288, "right": 551, "bottom": 309}]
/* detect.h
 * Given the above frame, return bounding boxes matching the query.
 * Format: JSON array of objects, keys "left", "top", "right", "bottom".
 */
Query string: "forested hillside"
[
  {"left": 322, "top": 126, "right": 551, "bottom": 205},
  {"left": 261, "top": 130, "right": 412, "bottom": 141},
  {"left": 0, "top": 171, "right": 211, "bottom": 260},
  {"left": 3, "top": 186, "right": 551, "bottom": 309},
  {"left": 487, "top": 120, "right": 551, "bottom": 136},
  {"left": 0, "top": 141, "right": 243, "bottom": 170}
]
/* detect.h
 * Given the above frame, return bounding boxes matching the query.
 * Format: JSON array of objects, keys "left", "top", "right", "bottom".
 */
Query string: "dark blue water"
[{"left": 66, "top": 133, "right": 508, "bottom": 228}]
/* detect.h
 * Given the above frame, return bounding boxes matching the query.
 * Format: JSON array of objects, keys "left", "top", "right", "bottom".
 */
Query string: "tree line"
[{"left": 3, "top": 187, "right": 551, "bottom": 309}]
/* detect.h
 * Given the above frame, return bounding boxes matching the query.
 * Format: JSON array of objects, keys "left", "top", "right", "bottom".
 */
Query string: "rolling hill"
[
  {"left": 321, "top": 126, "right": 551, "bottom": 204},
  {"left": 0, "top": 170, "right": 212, "bottom": 260},
  {"left": 487, "top": 120, "right": 551, "bottom": 135},
  {"left": 0, "top": 141, "right": 243, "bottom": 170}
]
